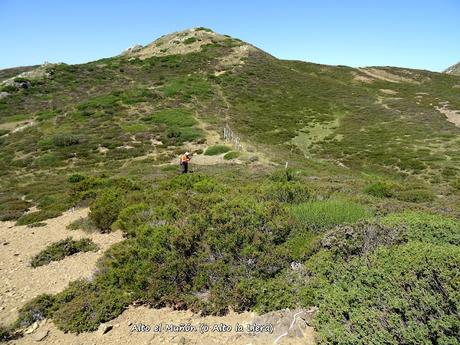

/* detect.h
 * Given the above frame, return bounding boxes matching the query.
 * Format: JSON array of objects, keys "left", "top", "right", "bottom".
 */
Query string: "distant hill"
[
  {"left": 0, "top": 65, "right": 39, "bottom": 82},
  {"left": 444, "top": 61, "right": 460, "bottom": 75}
]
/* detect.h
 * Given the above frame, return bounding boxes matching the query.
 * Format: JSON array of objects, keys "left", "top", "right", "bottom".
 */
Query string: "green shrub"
[
  {"left": 30, "top": 237, "right": 98, "bottom": 267},
  {"left": 89, "top": 189, "right": 125, "bottom": 231},
  {"left": 270, "top": 168, "right": 299, "bottom": 182},
  {"left": 204, "top": 145, "right": 231, "bottom": 155},
  {"left": 382, "top": 212, "right": 460, "bottom": 246},
  {"left": 13, "top": 77, "right": 30, "bottom": 83},
  {"left": 195, "top": 27, "right": 213, "bottom": 32},
  {"left": 52, "top": 280, "right": 130, "bottom": 333},
  {"left": 364, "top": 181, "right": 396, "bottom": 198},
  {"left": 396, "top": 189, "right": 435, "bottom": 203},
  {"left": 1, "top": 85, "right": 17, "bottom": 93},
  {"left": 53, "top": 134, "right": 80, "bottom": 147},
  {"left": 14, "top": 294, "right": 56, "bottom": 328},
  {"left": 67, "top": 173, "right": 86, "bottom": 183},
  {"left": 35, "top": 153, "right": 61, "bottom": 168},
  {"left": 290, "top": 199, "right": 372, "bottom": 231},
  {"left": 258, "top": 181, "right": 311, "bottom": 203},
  {"left": 184, "top": 37, "right": 198, "bottom": 44},
  {"left": 308, "top": 242, "right": 460, "bottom": 345},
  {"left": 0, "top": 325, "right": 16, "bottom": 342},
  {"left": 16, "top": 209, "right": 62, "bottom": 225},
  {"left": 223, "top": 151, "right": 240, "bottom": 160}
]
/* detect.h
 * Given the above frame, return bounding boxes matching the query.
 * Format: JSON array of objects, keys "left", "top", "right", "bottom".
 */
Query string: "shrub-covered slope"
[{"left": 1, "top": 28, "right": 459, "bottom": 344}]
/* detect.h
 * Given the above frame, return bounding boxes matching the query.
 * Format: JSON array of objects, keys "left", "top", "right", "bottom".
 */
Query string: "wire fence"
[{"left": 223, "top": 125, "right": 243, "bottom": 151}]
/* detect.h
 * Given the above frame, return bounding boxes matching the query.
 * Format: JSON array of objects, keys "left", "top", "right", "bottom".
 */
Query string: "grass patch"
[
  {"left": 290, "top": 199, "right": 372, "bottom": 230},
  {"left": 147, "top": 108, "right": 197, "bottom": 127},
  {"left": 121, "top": 123, "right": 148, "bottom": 133},
  {"left": 223, "top": 151, "right": 240, "bottom": 160},
  {"left": 30, "top": 238, "right": 98, "bottom": 267},
  {"left": 204, "top": 144, "right": 231, "bottom": 155}
]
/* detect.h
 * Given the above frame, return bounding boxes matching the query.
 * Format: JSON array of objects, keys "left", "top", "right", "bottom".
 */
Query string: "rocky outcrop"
[{"left": 444, "top": 62, "right": 460, "bottom": 76}]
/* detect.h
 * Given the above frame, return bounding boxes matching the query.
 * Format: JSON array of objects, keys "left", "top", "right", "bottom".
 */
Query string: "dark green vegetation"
[
  {"left": 30, "top": 237, "right": 98, "bottom": 267},
  {"left": 1, "top": 28, "right": 459, "bottom": 344}
]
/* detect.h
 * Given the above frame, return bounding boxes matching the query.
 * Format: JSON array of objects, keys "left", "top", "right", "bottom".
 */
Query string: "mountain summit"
[{"left": 121, "top": 27, "right": 259, "bottom": 61}]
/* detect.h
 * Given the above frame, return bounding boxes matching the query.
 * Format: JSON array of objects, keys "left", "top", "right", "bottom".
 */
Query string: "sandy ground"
[{"left": 0, "top": 208, "right": 124, "bottom": 325}]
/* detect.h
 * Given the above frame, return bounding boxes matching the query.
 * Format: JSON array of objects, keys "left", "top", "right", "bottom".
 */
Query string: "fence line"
[{"left": 223, "top": 125, "right": 243, "bottom": 151}]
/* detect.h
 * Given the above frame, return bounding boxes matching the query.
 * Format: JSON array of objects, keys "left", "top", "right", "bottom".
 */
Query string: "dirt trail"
[{"left": 0, "top": 208, "right": 123, "bottom": 325}]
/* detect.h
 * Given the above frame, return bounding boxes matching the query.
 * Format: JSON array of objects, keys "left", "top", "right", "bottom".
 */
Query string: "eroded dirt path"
[{"left": 0, "top": 208, "right": 124, "bottom": 325}]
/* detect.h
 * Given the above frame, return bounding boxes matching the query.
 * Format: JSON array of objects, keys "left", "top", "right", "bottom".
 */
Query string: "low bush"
[
  {"left": 14, "top": 294, "right": 56, "bottom": 328},
  {"left": 67, "top": 173, "right": 86, "bottom": 183},
  {"left": 223, "top": 151, "right": 240, "bottom": 160},
  {"left": 382, "top": 211, "right": 460, "bottom": 246},
  {"left": 270, "top": 168, "right": 299, "bottom": 182},
  {"left": 89, "top": 188, "right": 125, "bottom": 231},
  {"left": 184, "top": 37, "right": 198, "bottom": 44},
  {"left": 364, "top": 181, "right": 397, "bottom": 198},
  {"left": 52, "top": 280, "right": 130, "bottom": 333},
  {"left": 30, "top": 237, "right": 98, "bottom": 267},
  {"left": 308, "top": 242, "right": 460, "bottom": 345},
  {"left": 53, "top": 134, "right": 80, "bottom": 147},
  {"left": 16, "top": 209, "right": 62, "bottom": 225},
  {"left": 258, "top": 181, "right": 311, "bottom": 203},
  {"left": 290, "top": 199, "right": 372, "bottom": 231},
  {"left": 204, "top": 145, "right": 231, "bottom": 155},
  {"left": 396, "top": 189, "right": 435, "bottom": 203}
]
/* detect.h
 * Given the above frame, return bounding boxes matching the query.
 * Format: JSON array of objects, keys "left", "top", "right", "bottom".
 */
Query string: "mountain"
[
  {"left": 444, "top": 61, "right": 460, "bottom": 75},
  {"left": 1, "top": 28, "right": 459, "bottom": 345}
]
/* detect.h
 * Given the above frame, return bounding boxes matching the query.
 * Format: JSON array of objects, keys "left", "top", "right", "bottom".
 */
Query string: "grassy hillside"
[{"left": 1, "top": 28, "right": 459, "bottom": 344}]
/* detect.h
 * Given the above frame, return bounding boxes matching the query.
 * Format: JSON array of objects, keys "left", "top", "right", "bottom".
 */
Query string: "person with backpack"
[{"left": 179, "top": 152, "right": 192, "bottom": 173}]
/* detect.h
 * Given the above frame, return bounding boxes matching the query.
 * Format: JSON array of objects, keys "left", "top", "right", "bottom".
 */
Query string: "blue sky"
[{"left": 1, "top": 0, "right": 459, "bottom": 71}]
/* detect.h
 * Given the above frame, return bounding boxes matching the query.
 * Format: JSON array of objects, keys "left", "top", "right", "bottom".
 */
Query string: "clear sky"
[{"left": 1, "top": 0, "right": 459, "bottom": 71}]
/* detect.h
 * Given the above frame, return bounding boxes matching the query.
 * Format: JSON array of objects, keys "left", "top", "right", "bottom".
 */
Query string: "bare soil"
[{"left": 0, "top": 208, "right": 123, "bottom": 325}]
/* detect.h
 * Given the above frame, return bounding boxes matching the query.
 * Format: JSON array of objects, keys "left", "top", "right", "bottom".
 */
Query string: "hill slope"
[
  {"left": 444, "top": 61, "right": 460, "bottom": 75},
  {"left": 1, "top": 28, "right": 460, "bottom": 345}
]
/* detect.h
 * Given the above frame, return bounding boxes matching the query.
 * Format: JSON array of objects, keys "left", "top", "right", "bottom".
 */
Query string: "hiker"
[{"left": 179, "top": 152, "right": 192, "bottom": 173}]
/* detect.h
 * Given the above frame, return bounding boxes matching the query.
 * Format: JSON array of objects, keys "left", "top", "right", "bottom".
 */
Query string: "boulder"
[
  {"left": 33, "top": 330, "right": 49, "bottom": 342},
  {"left": 98, "top": 323, "right": 113, "bottom": 335}
]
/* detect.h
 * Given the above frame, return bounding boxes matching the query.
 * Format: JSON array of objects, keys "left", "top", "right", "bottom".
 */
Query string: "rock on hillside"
[{"left": 444, "top": 61, "right": 460, "bottom": 75}]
